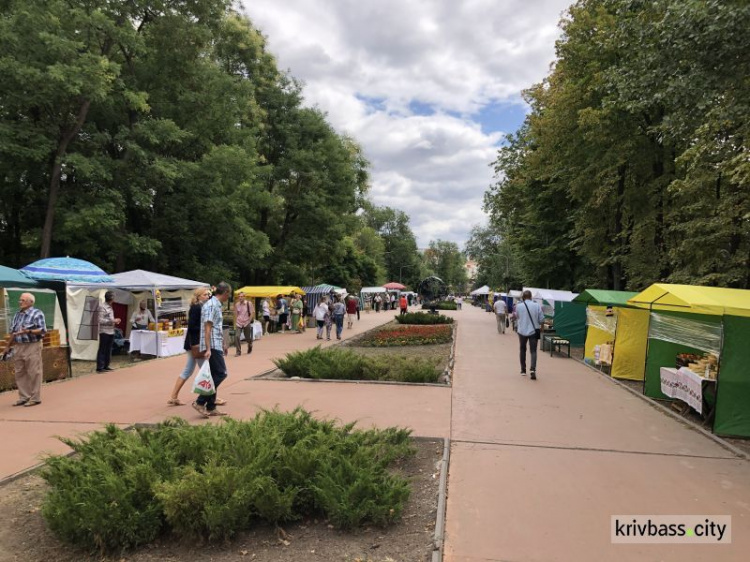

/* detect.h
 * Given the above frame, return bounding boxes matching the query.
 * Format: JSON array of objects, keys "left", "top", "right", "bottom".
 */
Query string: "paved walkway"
[
  {"left": 444, "top": 305, "right": 750, "bottom": 561},
  {"left": 2, "top": 304, "right": 750, "bottom": 561}
]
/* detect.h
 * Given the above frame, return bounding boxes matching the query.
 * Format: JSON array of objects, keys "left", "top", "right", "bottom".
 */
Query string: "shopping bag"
[{"left": 192, "top": 360, "right": 216, "bottom": 396}]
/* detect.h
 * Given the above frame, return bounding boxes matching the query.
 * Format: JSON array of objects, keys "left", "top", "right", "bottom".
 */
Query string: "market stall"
[
  {"left": 129, "top": 327, "right": 186, "bottom": 357},
  {"left": 570, "top": 289, "right": 646, "bottom": 378},
  {"left": 526, "top": 287, "right": 578, "bottom": 319},
  {"left": 628, "top": 284, "right": 750, "bottom": 437},
  {"left": 64, "top": 269, "right": 207, "bottom": 360},
  {"left": 0, "top": 267, "right": 71, "bottom": 391},
  {"left": 360, "top": 286, "right": 387, "bottom": 312}
]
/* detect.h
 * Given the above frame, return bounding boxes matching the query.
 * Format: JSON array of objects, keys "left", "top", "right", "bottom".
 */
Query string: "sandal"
[
  {"left": 215, "top": 398, "right": 227, "bottom": 406},
  {"left": 167, "top": 398, "right": 184, "bottom": 406},
  {"left": 206, "top": 409, "right": 228, "bottom": 417}
]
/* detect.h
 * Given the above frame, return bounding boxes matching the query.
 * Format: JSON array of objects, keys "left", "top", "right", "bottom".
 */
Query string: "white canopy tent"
[
  {"left": 524, "top": 287, "right": 579, "bottom": 318},
  {"left": 470, "top": 285, "right": 490, "bottom": 296},
  {"left": 66, "top": 270, "right": 208, "bottom": 360}
]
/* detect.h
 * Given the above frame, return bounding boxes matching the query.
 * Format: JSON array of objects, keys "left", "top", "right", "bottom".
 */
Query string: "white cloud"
[{"left": 241, "top": 0, "right": 573, "bottom": 247}]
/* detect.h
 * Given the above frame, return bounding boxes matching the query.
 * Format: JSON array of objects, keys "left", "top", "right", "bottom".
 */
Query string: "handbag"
[
  {"left": 522, "top": 300, "right": 541, "bottom": 339},
  {"left": 505, "top": 316, "right": 510, "bottom": 328}
]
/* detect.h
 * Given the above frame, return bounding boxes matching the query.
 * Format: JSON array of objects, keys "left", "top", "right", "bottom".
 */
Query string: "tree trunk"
[{"left": 40, "top": 99, "right": 92, "bottom": 258}]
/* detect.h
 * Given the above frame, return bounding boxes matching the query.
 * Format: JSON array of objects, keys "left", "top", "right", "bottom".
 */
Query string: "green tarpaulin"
[
  {"left": 713, "top": 316, "right": 750, "bottom": 437},
  {"left": 573, "top": 289, "right": 639, "bottom": 307},
  {"left": 0, "top": 265, "right": 38, "bottom": 288},
  {"left": 553, "top": 301, "right": 586, "bottom": 346}
]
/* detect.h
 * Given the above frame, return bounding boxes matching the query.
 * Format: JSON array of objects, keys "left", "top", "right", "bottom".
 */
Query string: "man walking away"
[
  {"left": 7, "top": 293, "right": 46, "bottom": 407},
  {"left": 194, "top": 282, "right": 232, "bottom": 417},
  {"left": 513, "top": 290, "right": 544, "bottom": 380},
  {"left": 493, "top": 297, "right": 508, "bottom": 334},
  {"left": 399, "top": 294, "right": 408, "bottom": 316}
]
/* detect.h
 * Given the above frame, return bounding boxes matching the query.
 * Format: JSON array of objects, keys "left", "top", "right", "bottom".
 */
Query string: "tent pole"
[{"left": 152, "top": 288, "right": 157, "bottom": 331}]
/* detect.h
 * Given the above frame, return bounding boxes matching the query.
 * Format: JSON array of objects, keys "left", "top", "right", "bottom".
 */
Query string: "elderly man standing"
[
  {"left": 194, "top": 281, "right": 231, "bottom": 417},
  {"left": 8, "top": 293, "right": 46, "bottom": 407},
  {"left": 233, "top": 291, "right": 254, "bottom": 356}
]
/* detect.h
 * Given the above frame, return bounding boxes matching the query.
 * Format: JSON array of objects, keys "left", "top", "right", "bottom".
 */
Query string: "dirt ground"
[{"left": 0, "top": 438, "right": 443, "bottom": 562}]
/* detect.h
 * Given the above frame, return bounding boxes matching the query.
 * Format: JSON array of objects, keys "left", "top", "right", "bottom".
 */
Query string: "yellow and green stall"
[{"left": 628, "top": 284, "right": 750, "bottom": 437}]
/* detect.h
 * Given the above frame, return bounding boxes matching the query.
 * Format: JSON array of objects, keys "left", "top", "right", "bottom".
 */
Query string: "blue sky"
[{"left": 242, "top": 0, "right": 572, "bottom": 248}]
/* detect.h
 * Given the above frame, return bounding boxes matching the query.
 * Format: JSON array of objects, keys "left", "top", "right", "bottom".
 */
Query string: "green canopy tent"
[
  {"left": 0, "top": 265, "right": 39, "bottom": 288},
  {"left": 628, "top": 284, "right": 750, "bottom": 437},
  {"left": 555, "top": 290, "right": 639, "bottom": 349}
]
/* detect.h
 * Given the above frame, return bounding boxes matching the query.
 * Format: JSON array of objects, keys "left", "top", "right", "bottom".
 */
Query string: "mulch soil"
[{"left": 0, "top": 438, "right": 443, "bottom": 562}]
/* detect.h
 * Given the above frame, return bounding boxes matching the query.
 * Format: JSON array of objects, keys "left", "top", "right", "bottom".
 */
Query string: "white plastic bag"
[{"left": 192, "top": 360, "right": 216, "bottom": 396}]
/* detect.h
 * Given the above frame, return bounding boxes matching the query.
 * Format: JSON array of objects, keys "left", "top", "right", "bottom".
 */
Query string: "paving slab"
[
  {"left": 445, "top": 441, "right": 750, "bottom": 562},
  {"left": 443, "top": 305, "right": 749, "bottom": 562}
]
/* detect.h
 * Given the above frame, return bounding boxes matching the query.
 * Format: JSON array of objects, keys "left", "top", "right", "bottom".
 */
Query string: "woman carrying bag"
[{"left": 167, "top": 287, "right": 225, "bottom": 406}]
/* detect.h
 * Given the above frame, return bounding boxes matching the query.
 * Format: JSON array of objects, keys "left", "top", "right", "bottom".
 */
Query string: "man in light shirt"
[
  {"left": 493, "top": 297, "right": 507, "bottom": 334},
  {"left": 513, "top": 290, "right": 545, "bottom": 380}
]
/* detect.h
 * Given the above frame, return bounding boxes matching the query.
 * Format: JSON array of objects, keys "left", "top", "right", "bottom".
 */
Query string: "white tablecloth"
[
  {"left": 660, "top": 366, "right": 713, "bottom": 414},
  {"left": 129, "top": 329, "right": 186, "bottom": 358}
]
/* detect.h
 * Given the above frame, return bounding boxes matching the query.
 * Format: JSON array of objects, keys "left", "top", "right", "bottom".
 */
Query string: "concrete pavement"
[{"left": 444, "top": 305, "right": 750, "bottom": 561}]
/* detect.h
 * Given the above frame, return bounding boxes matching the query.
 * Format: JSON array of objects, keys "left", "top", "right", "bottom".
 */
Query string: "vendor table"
[
  {"left": 660, "top": 366, "right": 715, "bottom": 416},
  {"left": 129, "top": 329, "right": 186, "bottom": 358}
]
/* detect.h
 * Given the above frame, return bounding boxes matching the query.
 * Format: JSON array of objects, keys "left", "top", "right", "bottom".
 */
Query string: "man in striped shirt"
[
  {"left": 194, "top": 281, "right": 232, "bottom": 417},
  {"left": 7, "top": 293, "right": 46, "bottom": 407}
]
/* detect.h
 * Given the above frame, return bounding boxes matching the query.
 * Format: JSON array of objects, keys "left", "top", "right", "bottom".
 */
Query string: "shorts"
[
  {"left": 279, "top": 313, "right": 288, "bottom": 324},
  {"left": 263, "top": 315, "right": 270, "bottom": 322}
]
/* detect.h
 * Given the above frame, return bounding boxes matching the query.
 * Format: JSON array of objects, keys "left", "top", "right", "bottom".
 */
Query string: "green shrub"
[
  {"left": 395, "top": 312, "right": 454, "bottom": 325},
  {"left": 41, "top": 409, "right": 415, "bottom": 554},
  {"left": 421, "top": 301, "right": 458, "bottom": 310},
  {"left": 275, "top": 346, "right": 441, "bottom": 383}
]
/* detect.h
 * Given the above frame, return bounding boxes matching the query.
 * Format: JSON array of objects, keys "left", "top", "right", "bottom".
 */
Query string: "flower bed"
[{"left": 358, "top": 324, "right": 453, "bottom": 347}]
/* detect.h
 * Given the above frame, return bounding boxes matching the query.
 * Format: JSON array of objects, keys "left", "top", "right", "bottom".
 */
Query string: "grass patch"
[
  {"left": 395, "top": 312, "right": 454, "bottom": 325},
  {"left": 40, "top": 409, "right": 414, "bottom": 554},
  {"left": 274, "top": 346, "right": 441, "bottom": 383},
  {"left": 357, "top": 324, "right": 452, "bottom": 347}
]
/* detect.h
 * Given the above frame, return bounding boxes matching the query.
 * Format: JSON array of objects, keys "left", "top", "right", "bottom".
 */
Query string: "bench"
[{"left": 543, "top": 335, "right": 570, "bottom": 358}]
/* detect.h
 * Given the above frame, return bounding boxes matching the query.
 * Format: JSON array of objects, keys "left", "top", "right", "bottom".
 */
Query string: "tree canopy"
[{"left": 480, "top": 0, "right": 749, "bottom": 291}]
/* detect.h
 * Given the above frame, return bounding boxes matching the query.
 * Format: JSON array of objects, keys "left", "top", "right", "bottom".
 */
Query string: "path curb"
[{"left": 432, "top": 437, "right": 450, "bottom": 562}]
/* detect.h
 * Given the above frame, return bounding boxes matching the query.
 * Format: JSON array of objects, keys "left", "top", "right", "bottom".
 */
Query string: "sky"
[{"left": 239, "top": 0, "right": 574, "bottom": 249}]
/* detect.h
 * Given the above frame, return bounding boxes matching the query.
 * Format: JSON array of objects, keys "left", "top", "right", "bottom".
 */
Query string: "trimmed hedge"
[
  {"left": 395, "top": 312, "right": 454, "bottom": 325},
  {"left": 421, "top": 301, "right": 457, "bottom": 310},
  {"left": 41, "top": 409, "right": 414, "bottom": 553},
  {"left": 274, "top": 346, "right": 441, "bottom": 383}
]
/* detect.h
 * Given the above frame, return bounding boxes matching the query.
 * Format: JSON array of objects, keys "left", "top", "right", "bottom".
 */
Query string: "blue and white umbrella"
[{"left": 21, "top": 257, "right": 113, "bottom": 283}]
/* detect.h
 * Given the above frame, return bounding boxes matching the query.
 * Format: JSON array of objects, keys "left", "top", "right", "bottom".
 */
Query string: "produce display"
[{"left": 676, "top": 352, "right": 718, "bottom": 380}]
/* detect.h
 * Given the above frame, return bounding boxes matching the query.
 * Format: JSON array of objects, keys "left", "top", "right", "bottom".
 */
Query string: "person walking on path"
[
  {"left": 374, "top": 293, "right": 382, "bottom": 313},
  {"left": 96, "top": 291, "right": 120, "bottom": 373},
  {"left": 233, "top": 292, "right": 254, "bottom": 356},
  {"left": 399, "top": 293, "right": 408, "bottom": 316},
  {"left": 456, "top": 295, "right": 463, "bottom": 310},
  {"left": 314, "top": 298, "right": 329, "bottom": 339},
  {"left": 332, "top": 297, "right": 346, "bottom": 339},
  {"left": 194, "top": 282, "right": 231, "bottom": 417},
  {"left": 513, "top": 290, "right": 544, "bottom": 379},
  {"left": 7, "top": 293, "right": 46, "bottom": 407},
  {"left": 168, "top": 287, "right": 213, "bottom": 406},
  {"left": 493, "top": 297, "right": 508, "bottom": 334},
  {"left": 346, "top": 295, "right": 358, "bottom": 328}
]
